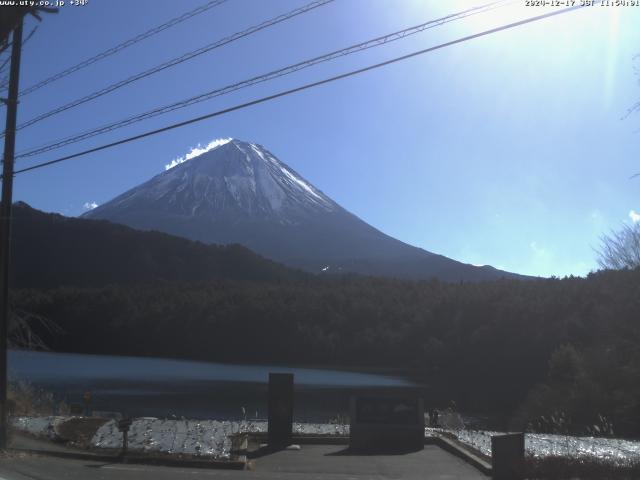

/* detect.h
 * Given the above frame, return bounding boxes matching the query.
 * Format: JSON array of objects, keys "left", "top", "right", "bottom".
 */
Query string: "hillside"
[{"left": 9, "top": 202, "right": 304, "bottom": 289}]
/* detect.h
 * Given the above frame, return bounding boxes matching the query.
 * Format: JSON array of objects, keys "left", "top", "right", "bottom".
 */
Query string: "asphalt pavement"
[{"left": 0, "top": 444, "right": 487, "bottom": 480}]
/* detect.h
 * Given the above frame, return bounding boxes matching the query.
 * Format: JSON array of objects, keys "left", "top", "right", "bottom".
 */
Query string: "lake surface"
[{"left": 8, "top": 350, "right": 418, "bottom": 422}]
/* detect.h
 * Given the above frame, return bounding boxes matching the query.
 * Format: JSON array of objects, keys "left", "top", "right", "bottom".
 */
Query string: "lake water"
[{"left": 8, "top": 350, "right": 418, "bottom": 422}]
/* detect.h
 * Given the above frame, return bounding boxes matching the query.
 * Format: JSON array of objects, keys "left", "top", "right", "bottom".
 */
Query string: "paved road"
[
  {"left": 10, "top": 433, "right": 88, "bottom": 454},
  {"left": 0, "top": 445, "right": 487, "bottom": 479},
  {"left": 254, "top": 444, "right": 487, "bottom": 479}
]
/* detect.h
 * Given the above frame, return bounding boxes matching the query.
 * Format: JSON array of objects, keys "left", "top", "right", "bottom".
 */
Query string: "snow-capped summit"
[
  {"left": 91, "top": 139, "right": 335, "bottom": 223},
  {"left": 84, "top": 138, "right": 522, "bottom": 281}
]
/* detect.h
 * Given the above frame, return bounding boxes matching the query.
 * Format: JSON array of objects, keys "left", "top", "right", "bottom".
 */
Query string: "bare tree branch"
[
  {"left": 597, "top": 223, "right": 640, "bottom": 270},
  {"left": 8, "top": 309, "right": 61, "bottom": 350}
]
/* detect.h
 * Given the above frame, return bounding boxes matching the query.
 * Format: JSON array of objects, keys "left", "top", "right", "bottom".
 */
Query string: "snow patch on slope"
[
  {"left": 234, "top": 140, "right": 334, "bottom": 212},
  {"left": 280, "top": 166, "right": 324, "bottom": 202}
]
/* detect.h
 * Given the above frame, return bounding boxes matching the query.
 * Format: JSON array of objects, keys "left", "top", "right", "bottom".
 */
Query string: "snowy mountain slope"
[{"left": 84, "top": 139, "right": 523, "bottom": 281}]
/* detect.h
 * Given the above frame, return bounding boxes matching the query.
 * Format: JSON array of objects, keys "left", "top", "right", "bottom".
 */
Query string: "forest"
[{"left": 11, "top": 267, "right": 640, "bottom": 438}]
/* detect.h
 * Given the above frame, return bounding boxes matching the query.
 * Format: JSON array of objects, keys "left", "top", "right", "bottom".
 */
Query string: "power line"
[
  {"left": 0, "top": 25, "right": 38, "bottom": 90},
  {"left": 0, "top": 26, "right": 36, "bottom": 74},
  {"left": 16, "top": 0, "right": 512, "bottom": 160},
  {"left": 12, "top": 4, "right": 584, "bottom": 177},
  {"left": 0, "top": 53, "right": 10, "bottom": 75},
  {"left": 16, "top": 0, "right": 228, "bottom": 97},
  {"left": 10, "top": 0, "right": 335, "bottom": 133}
]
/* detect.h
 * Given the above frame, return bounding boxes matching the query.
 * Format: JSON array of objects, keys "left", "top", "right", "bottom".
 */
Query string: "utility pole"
[{"left": 0, "top": 16, "right": 23, "bottom": 450}]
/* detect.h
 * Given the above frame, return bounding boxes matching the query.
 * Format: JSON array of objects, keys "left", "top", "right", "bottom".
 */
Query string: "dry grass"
[
  {"left": 7, "top": 380, "right": 60, "bottom": 417},
  {"left": 525, "top": 455, "right": 640, "bottom": 480},
  {"left": 55, "top": 417, "right": 108, "bottom": 448}
]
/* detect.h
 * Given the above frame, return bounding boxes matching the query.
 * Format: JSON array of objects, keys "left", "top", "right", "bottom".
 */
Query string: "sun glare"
[
  {"left": 400, "top": 0, "right": 601, "bottom": 37},
  {"left": 450, "top": 0, "right": 575, "bottom": 32}
]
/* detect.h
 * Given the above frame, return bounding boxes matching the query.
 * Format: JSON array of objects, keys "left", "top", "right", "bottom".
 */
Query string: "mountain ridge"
[{"left": 10, "top": 201, "right": 305, "bottom": 289}]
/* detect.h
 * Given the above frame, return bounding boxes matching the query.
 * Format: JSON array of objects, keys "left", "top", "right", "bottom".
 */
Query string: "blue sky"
[{"left": 6, "top": 0, "right": 640, "bottom": 278}]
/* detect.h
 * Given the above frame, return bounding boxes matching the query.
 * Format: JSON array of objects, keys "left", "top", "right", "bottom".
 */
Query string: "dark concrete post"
[
  {"left": 491, "top": 432, "right": 525, "bottom": 480},
  {"left": 83, "top": 391, "right": 92, "bottom": 416},
  {"left": 268, "top": 373, "right": 293, "bottom": 447},
  {"left": 117, "top": 418, "right": 132, "bottom": 460}
]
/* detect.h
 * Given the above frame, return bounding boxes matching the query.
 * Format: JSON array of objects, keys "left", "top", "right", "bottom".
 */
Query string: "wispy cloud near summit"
[{"left": 165, "top": 138, "right": 232, "bottom": 170}]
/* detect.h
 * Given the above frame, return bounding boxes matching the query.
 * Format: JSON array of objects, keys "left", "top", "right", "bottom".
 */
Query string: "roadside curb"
[
  {"left": 246, "top": 432, "right": 349, "bottom": 446},
  {"left": 9, "top": 447, "right": 247, "bottom": 470},
  {"left": 427, "top": 435, "right": 492, "bottom": 476}
]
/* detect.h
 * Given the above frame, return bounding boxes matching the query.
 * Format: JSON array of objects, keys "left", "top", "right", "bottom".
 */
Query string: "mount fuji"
[{"left": 83, "top": 138, "right": 521, "bottom": 281}]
